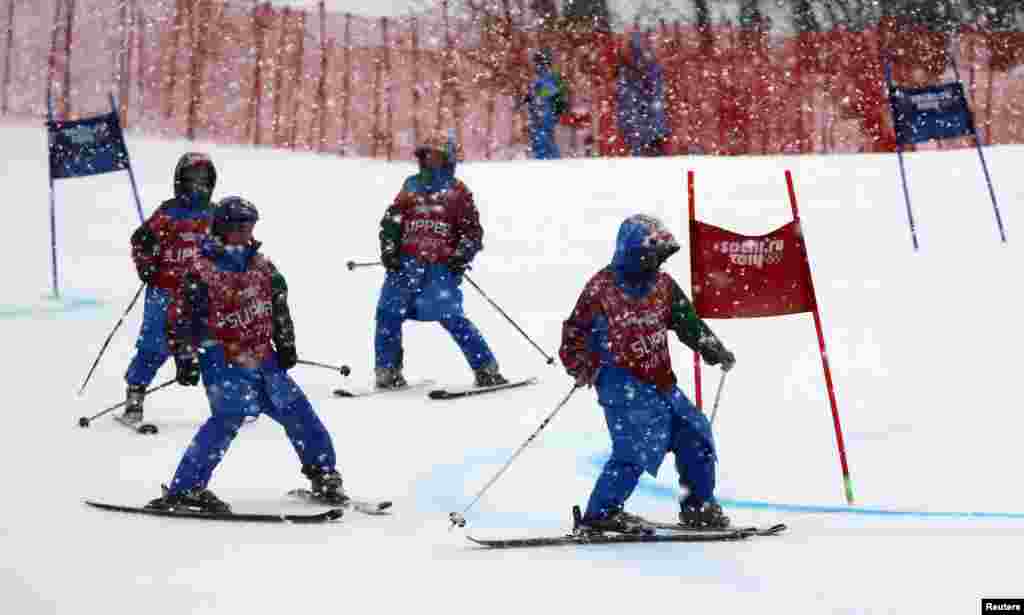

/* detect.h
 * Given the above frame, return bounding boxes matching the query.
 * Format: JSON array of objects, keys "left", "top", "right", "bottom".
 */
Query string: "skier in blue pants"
[
  {"left": 374, "top": 131, "right": 508, "bottom": 390},
  {"left": 560, "top": 214, "right": 736, "bottom": 533},
  {"left": 146, "top": 197, "right": 345, "bottom": 513},
  {"left": 124, "top": 153, "right": 216, "bottom": 422}
]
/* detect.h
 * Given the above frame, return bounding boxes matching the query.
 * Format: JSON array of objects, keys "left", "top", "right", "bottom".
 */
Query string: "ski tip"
[
  {"left": 427, "top": 390, "right": 448, "bottom": 400},
  {"left": 332, "top": 389, "right": 355, "bottom": 398},
  {"left": 465, "top": 535, "right": 492, "bottom": 547}
]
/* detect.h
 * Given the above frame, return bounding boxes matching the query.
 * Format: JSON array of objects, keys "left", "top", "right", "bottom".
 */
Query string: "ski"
[
  {"left": 287, "top": 489, "right": 393, "bottom": 516},
  {"left": 84, "top": 500, "right": 344, "bottom": 524},
  {"left": 332, "top": 379, "right": 435, "bottom": 399},
  {"left": 113, "top": 414, "right": 159, "bottom": 435},
  {"left": 647, "top": 521, "right": 788, "bottom": 537},
  {"left": 428, "top": 377, "right": 538, "bottom": 400},
  {"left": 467, "top": 527, "right": 752, "bottom": 549},
  {"left": 464, "top": 506, "right": 785, "bottom": 549}
]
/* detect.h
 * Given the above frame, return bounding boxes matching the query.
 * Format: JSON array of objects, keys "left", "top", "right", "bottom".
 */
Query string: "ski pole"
[
  {"left": 449, "top": 383, "right": 580, "bottom": 529},
  {"left": 463, "top": 273, "right": 555, "bottom": 365},
  {"left": 296, "top": 359, "right": 351, "bottom": 377},
  {"left": 77, "top": 282, "right": 146, "bottom": 396},
  {"left": 77, "top": 378, "right": 176, "bottom": 428},
  {"left": 346, "top": 260, "right": 381, "bottom": 271},
  {"left": 709, "top": 370, "right": 728, "bottom": 426}
]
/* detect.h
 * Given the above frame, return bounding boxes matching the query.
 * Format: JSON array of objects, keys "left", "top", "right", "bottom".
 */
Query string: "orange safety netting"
[{"left": 5, "top": 1, "right": 1023, "bottom": 160}]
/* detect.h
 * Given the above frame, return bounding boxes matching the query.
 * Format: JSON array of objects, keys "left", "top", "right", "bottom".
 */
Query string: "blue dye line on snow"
[
  {"left": 0, "top": 296, "right": 103, "bottom": 319},
  {"left": 586, "top": 453, "right": 1024, "bottom": 521}
]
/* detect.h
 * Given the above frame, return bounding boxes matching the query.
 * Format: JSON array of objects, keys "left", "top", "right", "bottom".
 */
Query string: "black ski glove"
[
  {"left": 175, "top": 355, "right": 200, "bottom": 386},
  {"left": 381, "top": 249, "right": 401, "bottom": 273},
  {"left": 700, "top": 340, "right": 736, "bottom": 373},
  {"left": 137, "top": 263, "right": 157, "bottom": 285},
  {"left": 277, "top": 345, "right": 298, "bottom": 371},
  {"left": 448, "top": 252, "right": 470, "bottom": 275}
]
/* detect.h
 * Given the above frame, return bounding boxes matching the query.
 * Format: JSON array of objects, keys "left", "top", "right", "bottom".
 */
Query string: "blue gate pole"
[
  {"left": 949, "top": 54, "right": 1007, "bottom": 243},
  {"left": 110, "top": 93, "right": 145, "bottom": 222},
  {"left": 885, "top": 61, "right": 920, "bottom": 251},
  {"left": 47, "top": 94, "right": 60, "bottom": 298}
]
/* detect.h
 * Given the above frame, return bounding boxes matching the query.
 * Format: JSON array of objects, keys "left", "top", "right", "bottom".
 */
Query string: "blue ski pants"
[
  {"left": 167, "top": 355, "right": 336, "bottom": 495},
  {"left": 374, "top": 258, "right": 496, "bottom": 371},
  {"left": 125, "top": 286, "right": 173, "bottom": 387},
  {"left": 584, "top": 395, "right": 717, "bottom": 520}
]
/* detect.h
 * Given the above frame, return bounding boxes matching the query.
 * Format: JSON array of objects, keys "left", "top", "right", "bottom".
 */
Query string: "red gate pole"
[
  {"left": 785, "top": 169, "right": 855, "bottom": 505},
  {"left": 687, "top": 169, "right": 702, "bottom": 411}
]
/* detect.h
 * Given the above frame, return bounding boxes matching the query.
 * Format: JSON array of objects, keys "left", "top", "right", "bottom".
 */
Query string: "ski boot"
[
  {"left": 573, "top": 506, "right": 653, "bottom": 536},
  {"left": 474, "top": 362, "right": 509, "bottom": 388},
  {"left": 122, "top": 384, "right": 146, "bottom": 424},
  {"left": 375, "top": 367, "right": 407, "bottom": 390},
  {"left": 678, "top": 497, "right": 730, "bottom": 529},
  {"left": 302, "top": 465, "right": 349, "bottom": 506},
  {"left": 145, "top": 487, "right": 231, "bottom": 514}
]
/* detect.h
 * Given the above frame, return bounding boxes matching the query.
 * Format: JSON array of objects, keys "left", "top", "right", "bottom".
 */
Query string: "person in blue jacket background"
[
  {"left": 525, "top": 48, "right": 564, "bottom": 160},
  {"left": 560, "top": 214, "right": 736, "bottom": 533}
]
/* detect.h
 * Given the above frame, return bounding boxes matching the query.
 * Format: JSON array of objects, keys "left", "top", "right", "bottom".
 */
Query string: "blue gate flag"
[
  {"left": 47, "top": 111, "right": 130, "bottom": 179},
  {"left": 888, "top": 81, "right": 974, "bottom": 147}
]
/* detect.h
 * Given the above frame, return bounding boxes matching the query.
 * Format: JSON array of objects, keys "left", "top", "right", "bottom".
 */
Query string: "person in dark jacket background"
[{"left": 616, "top": 33, "right": 670, "bottom": 157}]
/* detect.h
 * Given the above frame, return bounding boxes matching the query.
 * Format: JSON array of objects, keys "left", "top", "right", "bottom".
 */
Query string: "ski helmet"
[
  {"left": 414, "top": 130, "right": 463, "bottom": 164},
  {"left": 173, "top": 152, "right": 217, "bottom": 200},
  {"left": 212, "top": 196, "right": 259, "bottom": 240}
]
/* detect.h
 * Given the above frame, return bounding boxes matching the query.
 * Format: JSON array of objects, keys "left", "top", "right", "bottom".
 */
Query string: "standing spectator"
[
  {"left": 617, "top": 32, "right": 670, "bottom": 157},
  {"left": 525, "top": 48, "right": 567, "bottom": 160},
  {"left": 562, "top": 0, "right": 611, "bottom": 34}
]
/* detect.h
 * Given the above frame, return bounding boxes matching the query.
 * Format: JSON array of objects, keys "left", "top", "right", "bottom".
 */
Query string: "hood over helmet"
[{"left": 611, "top": 214, "right": 680, "bottom": 295}]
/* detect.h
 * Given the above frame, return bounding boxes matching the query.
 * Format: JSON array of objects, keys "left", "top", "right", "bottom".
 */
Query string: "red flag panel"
[{"left": 690, "top": 219, "right": 814, "bottom": 319}]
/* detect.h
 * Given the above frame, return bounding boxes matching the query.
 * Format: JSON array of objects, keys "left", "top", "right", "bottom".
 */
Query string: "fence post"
[
  {"left": 117, "top": 0, "right": 132, "bottom": 126},
  {"left": 47, "top": 0, "right": 62, "bottom": 117},
  {"left": 316, "top": 0, "right": 327, "bottom": 152},
  {"left": 290, "top": 8, "right": 305, "bottom": 150},
  {"left": 164, "top": 0, "right": 185, "bottom": 120},
  {"left": 62, "top": 0, "right": 75, "bottom": 118},
  {"left": 410, "top": 15, "right": 420, "bottom": 150},
  {"left": 136, "top": 5, "right": 145, "bottom": 117},
  {"left": 270, "top": 6, "right": 288, "bottom": 146},
  {"left": 383, "top": 16, "right": 393, "bottom": 161},
  {"left": 340, "top": 12, "right": 350, "bottom": 155},
  {"left": 2, "top": 0, "right": 15, "bottom": 115}
]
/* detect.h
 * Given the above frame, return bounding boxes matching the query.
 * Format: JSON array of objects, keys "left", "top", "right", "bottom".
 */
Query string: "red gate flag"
[
  {"left": 687, "top": 169, "right": 854, "bottom": 505},
  {"left": 690, "top": 220, "right": 814, "bottom": 319}
]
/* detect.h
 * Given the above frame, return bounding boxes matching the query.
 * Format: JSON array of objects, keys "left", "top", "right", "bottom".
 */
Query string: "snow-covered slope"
[{"left": 1, "top": 120, "right": 1021, "bottom": 614}]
